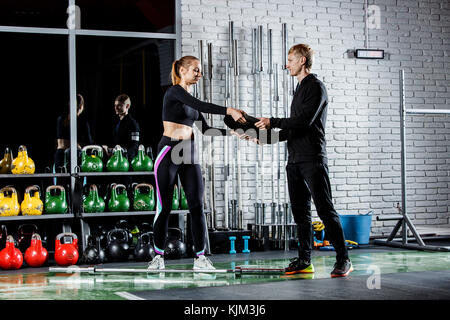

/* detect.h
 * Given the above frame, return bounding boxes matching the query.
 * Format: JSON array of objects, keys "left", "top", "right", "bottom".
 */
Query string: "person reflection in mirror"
[
  {"left": 102, "top": 94, "right": 140, "bottom": 161},
  {"left": 54, "top": 94, "right": 93, "bottom": 171}
]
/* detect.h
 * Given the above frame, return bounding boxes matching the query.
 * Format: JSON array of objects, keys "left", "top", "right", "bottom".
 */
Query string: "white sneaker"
[
  {"left": 147, "top": 255, "right": 165, "bottom": 270},
  {"left": 193, "top": 255, "right": 215, "bottom": 270}
]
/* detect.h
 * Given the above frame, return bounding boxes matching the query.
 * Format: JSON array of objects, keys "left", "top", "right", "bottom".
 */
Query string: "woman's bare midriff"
[{"left": 163, "top": 121, "right": 194, "bottom": 140}]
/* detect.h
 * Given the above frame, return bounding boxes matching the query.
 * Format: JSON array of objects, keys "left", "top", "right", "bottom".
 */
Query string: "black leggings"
[
  {"left": 153, "top": 136, "right": 207, "bottom": 257},
  {"left": 286, "top": 161, "right": 348, "bottom": 262}
]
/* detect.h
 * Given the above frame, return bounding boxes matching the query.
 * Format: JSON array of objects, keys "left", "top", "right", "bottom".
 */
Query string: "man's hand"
[
  {"left": 255, "top": 117, "right": 271, "bottom": 129},
  {"left": 230, "top": 130, "right": 260, "bottom": 145}
]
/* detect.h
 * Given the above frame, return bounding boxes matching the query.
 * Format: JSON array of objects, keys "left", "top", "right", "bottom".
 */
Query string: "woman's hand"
[{"left": 227, "top": 108, "right": 247, "bottom": 124}]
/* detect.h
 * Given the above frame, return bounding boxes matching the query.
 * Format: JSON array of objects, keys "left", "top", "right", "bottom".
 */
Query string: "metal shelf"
[
  {"left": 0, "top": 173, "right": 71, "bottom": 179},
  {"left": 74, "top": 171, "right": 154, "bottom": 177},
  {"left": 80, "top": 210, "right": 189, "bottom": 218},
  {"left": 0, "top": 213, "right": 75, "bottom": 221}
]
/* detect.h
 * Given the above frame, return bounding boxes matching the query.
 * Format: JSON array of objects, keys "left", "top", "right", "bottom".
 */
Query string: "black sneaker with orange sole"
[
  {"left": 285, "top": 258, "right": 315, "bottom": 275},
  {"left": 331, "top": 258, "right": 353, "bottom": 278}
]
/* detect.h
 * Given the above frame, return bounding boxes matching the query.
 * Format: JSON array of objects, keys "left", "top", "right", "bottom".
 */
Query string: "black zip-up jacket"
[{"left": 270, "top": 73, "right": 328, "bottom": 163}]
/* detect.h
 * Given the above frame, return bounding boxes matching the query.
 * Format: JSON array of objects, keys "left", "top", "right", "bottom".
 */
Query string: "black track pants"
[
  {"left": 153, "top": 136, "right": 206, "bottom": 257},
  {"left": 286, "top": 161, "right": 348, "bottom": 262}
]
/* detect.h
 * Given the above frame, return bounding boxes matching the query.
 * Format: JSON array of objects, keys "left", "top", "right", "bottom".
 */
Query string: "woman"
[
  {"left": 54, "top": 94, "right": 93, "bottom": 170},
  {"left": 148, "top": 55, "right": 245, "bottom": 270}
]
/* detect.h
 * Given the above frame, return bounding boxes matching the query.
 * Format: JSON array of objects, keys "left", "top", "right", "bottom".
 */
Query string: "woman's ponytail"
[{"left": 171, "top": 60, "right": 181, "bottom": 85}]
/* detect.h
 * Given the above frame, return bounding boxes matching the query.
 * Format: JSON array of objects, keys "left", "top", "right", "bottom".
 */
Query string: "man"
[
  {"left": 255, "top": 44, "right": 353, "bottom": 277},
  {"left": 102, "top": 94, "right": 140, "bottom": 161}
]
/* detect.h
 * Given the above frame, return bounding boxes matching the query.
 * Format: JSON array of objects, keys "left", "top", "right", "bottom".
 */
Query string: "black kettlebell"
[
  {"left": 96, "top": 236, "right": 107, "bottom": 263},
  {"left": 17, "top": 224, "right": 38, "bottom": 253},
  {"left": 164, "top": 227, "right": 186, "bottom": 260},
  {"left": 134, "top": 231, "right": 155, "bottom": 261},
  {"left": 81, "top": 235, "right": 99, "bottom": 264},
  {"left": 116, "top": 220, "right": 133, "bottom": 247},
  {"left": 106, "top": 228, "right": 130, "bottom": 261},
  {"left": 0, "top": 225, "right": 8, "bottom": 250}
]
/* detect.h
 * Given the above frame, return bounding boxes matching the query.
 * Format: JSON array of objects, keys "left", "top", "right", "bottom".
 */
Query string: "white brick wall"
[{"left": 181, "top": 0, "right": 450, "bottom": 237}]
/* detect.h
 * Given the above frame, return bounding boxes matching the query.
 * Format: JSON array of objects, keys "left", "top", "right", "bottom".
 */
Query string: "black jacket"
[
  {"left": 270, "top": 73, "right": 328, "bottom": 163},
  {"left": 112, "top": 114, "right": 140, "bottom": 160}
]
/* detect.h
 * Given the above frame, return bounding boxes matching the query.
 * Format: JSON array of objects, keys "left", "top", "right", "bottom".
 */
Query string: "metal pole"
[
  {"left": 223, "top": 60, "right": 230, "bottom": 230},
  {"left": 399, "top": 69, "right": 407, "bottom": 245},
  {"left": 68, "top": 0, "right": 78, "bottom": 220},
  {"left": 207, "top": 42, "right": 216, "bottom": 230},
  {"left": 198, "top": 40, "right": 208, "bottom": 218},
  {"left": 233, "top": 39, "right": 243, "bottom": 230},
  {"left": 274, "top": 63, "right": 280, "bottom": 240}
]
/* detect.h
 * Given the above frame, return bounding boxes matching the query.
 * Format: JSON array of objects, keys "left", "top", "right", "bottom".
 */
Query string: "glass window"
[
  {"left": 0, "top": 33, "right": 69, "bottom": 172},
  {"left": 76, "top": 36, "right": 175, "bottom": 153},
  {"left": 76, "top": 0, "right": 175, "bottom": 33},
  {"left": 0, "top": 0, "right": 69, "bottom": 29}
]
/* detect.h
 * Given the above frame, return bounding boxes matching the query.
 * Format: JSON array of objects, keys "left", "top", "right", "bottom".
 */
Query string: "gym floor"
[{"left": 0, "top": 241, "right": 449, "bottom": 301}]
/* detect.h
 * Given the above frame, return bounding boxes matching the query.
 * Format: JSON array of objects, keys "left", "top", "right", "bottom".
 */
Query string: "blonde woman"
[{"left": 148, "top": 55, "right": 245, "bottom": 270}]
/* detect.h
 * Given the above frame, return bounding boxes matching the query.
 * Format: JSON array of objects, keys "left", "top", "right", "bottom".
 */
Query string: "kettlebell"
[
  {"left": 24, "top": 233, "right": 48, "bottom": 267},
  {"left": 45, "top": 185, "right": 68, "bottom": 214},
  {"left": 83, "top": 184, "right": 105, "bottom": 213},
  {"left": 133, "top": 183, "right": 155, "bottom": 211},
  {"left": 106, "top": 145, "right": 129, "bottom": 172},
  {"left": 131, "top": 145, "right": 154, "bottom": 171},
  {"left": 11, "top": 145, "right": 35, "bottom": 174},
  {"left": 80, "top": 145, "right": 104, "bottom": 172},
  {"left": 164, "top": 227, "right": 186, "bottom": 260},
  {"left": 0, "top": 235, "right": 23, "bottom": 270},
  {"left": 172, "top": 185, "right": 179, "bottom": 210},
  {"left": 96, "top": 236, "right": 107, "bottom": 263},
  {"left": 21, "top": 185, "right": 43, "bottom": 215},
  {"left": 81, "top": 235, "right": 99, "bottom": 264},
  {"left": 54, "top": 232, "right": 79, "bottom": 266},
  {"left": 180, "top": 186, "right": 189, "bottom": 210},
  {"left": 17, "top": 224, "right": 38, "bottom": 253},
  {"left": 0, "top": 225, "right": 7, "bottom": 250},
  {"left": 108, "top": 184, "right": 130, "bottom": 212},
  {"left": 0, "top": 186, "right": 20, "bottom": 216},
  {"left": 134, "top": 231, "right": 155, "bottom": 261},
  {"left": 106, "top": 228, "right": 130, "bottom": 261},
  {"left": 0, "top": 147, "right": 13, "bottom": 174}
]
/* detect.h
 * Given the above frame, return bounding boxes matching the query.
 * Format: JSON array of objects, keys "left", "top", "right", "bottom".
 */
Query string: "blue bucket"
[{"left": 339, "top": 211, "right": 373, "bottom": 245}]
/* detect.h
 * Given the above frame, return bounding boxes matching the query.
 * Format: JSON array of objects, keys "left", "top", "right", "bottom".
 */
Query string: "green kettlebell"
[
  {"left": 133, "top": 183, "right": 155, "bottom": 211},
  {"left": 106, "top": 145, "right": 129, "bottom": 172},
  {"left": 180, "top": 186, "right": 188, "bottom": 210},
  {"left": 83, "top": 184, "right": 105, "bottom": 213},
  {"left": 45, "top": 185, "right": 68, "bottom": 214},
  {"left": 108, "top": 183, "right": 130, "bottom": 212},
  {"left": 131, "top": 145, "right": 153, "bottom": 171},
  {"left": 80, "top": 145, "right": 104, "bottom": 172},
  {"left": 172, "top": 185, "right": 179, "bottom": 210}
]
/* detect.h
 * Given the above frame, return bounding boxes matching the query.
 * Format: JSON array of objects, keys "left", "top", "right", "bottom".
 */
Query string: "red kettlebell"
[
  {"left": 54, "top": 232, "right": 79, "bottom": 266},
  {"left": 0, "top": 235, "right": 23, "bottom": 270},
  {"left": 25, "top": 233, "right": 48, "bottom": 267}
]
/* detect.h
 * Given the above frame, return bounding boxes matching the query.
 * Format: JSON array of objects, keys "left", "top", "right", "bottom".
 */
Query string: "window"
[
  {"left": 0, "top": 33, "right": 69, "bottom": 171},
  {"left": 76, "top": 36, "right": 175, "bottom": 150},
  {"left": 0, "top": 0, "right": 69, "bottom": 29},
  {"left": 76, "top": 0, "right": 175, "bottom": 33}
]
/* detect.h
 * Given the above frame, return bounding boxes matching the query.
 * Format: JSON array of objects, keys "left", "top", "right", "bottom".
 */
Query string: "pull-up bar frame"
[{"left": 374, "top": 70, "right": 450, "bottom": 252}]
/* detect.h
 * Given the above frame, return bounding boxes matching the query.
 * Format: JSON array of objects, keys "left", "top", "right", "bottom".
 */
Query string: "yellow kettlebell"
[
  {"left": 0, "top": 187, "right": 20, "bottom": 216},
  {"left": 11, "top": 145, "right": 35, "bottom": 174},
  {"left": 21, "top": 185, "right": 43, "bottom": 216}
]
